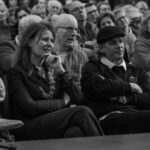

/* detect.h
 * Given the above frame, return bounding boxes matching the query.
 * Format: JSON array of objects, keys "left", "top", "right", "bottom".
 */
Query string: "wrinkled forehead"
[
  {"left": 48, "top": 1, "right": 61, "bottom": 8},
  {"left": 60, "top": 17, "right": 78, "bottom": 28},
  {"left": 86, "top": 5, "right": 97, "bottom": 14},
  {"left": 100, "top": 4, "right": 110, "bottom": 10},
  {"left": 115, "top": 11, "right": 126, "bottom": 20},
  {"left": 69, "top": 1, "right": 85, "bottom": 12}
]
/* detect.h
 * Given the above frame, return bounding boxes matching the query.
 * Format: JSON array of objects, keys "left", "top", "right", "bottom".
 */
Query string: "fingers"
[{"left": 130, "top": 83, "right": 143, "bottom": 94}]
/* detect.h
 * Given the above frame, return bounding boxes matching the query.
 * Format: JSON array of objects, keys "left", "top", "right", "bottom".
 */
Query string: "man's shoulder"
[
  {"left": 0, "top": 40, "right": 17, "bottom": 53},
  {"left": 72, "top": 46, "right": 88, "bottom": 60},
  {"left": 83, "top": 55, "right": 105, "bottom": 70}
]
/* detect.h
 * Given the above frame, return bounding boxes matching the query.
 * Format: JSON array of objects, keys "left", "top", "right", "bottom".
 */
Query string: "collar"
[
  {"left": 101, "top": 57, "right": 127, "bottom": 71},
  {"left": 34, "top": 58, "right": 45, "bottom": 70}
]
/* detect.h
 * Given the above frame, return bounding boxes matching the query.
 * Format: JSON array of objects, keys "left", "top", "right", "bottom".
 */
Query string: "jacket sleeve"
[
  {"left": 7, "top": 68, "right": 65, "bottom": 117},
  {"left": 126, "top": 93, "right": 150, "bottom": 109},
  {"left": 58, "top": 72, "right": 83, "bottom": 105},
  {"left": 81, "top": 62, "right": 132, "bottom": 100}
]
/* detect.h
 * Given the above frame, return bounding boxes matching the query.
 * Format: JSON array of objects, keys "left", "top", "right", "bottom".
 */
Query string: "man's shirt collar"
[{"left": 101, "top": 57, "right": 127, "bottom": 71}]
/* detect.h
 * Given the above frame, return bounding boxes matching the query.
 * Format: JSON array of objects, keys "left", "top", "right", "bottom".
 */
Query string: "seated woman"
[{"left": 7, "top": 22, "right": 102, "bottom": 140}]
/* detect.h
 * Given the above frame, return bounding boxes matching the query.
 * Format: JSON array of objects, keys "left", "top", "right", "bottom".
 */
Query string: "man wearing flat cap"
[{"left": 81, "top": 26, "right": 150, "bottom": 135}]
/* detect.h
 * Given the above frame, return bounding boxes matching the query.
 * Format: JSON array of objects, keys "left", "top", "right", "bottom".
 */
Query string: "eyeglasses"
[{"left": 57, "top": 27, "right": 78, "bottom": 32}]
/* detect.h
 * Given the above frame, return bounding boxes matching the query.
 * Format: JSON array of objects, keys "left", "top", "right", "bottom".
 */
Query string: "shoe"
[{"left": 0, "top": 118, "right": 24, "bottom": 131}]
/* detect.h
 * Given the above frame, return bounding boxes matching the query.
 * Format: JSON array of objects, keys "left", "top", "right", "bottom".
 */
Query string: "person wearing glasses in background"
[
  {"left": 67, "top": 0, "right": 98, "bottom": 57},
  {"left": 52, "top": 13, "right": 88, "bottom": 88}
]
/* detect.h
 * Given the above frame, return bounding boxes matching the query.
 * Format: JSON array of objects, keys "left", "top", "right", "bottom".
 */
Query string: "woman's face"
[
  {"left": 100, "top": 16, "right": 115, "bottom": 29},
  {"left": 30, "top": 29, "right": 54, "bottom": 59}
]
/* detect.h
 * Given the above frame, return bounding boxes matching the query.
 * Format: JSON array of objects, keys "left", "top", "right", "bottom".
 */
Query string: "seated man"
[{"left": 81, "top": 26, "right": 150, "bottom": 135}]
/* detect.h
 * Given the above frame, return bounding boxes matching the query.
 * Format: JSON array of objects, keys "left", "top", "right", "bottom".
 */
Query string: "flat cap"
[{"left": 97, "top": 26, "right": 125, "bottom": 44}]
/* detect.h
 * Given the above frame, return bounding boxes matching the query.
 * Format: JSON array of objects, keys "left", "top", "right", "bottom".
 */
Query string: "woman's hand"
[{"left": 45, "top": 54, "right": 65, "bottom": 74}]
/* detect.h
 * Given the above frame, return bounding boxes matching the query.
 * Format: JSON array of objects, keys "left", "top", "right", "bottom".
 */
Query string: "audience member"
[
  {"left": 14, "top": 6, "right": 30, "bottom": 23},
  {"left": 114, "top": 8, "right": 136, "bottom": 61},
  {"left": 5, "top": 0, "right": 19, "bottom": 25},
  {"left": 68, "top": 0, "right": 95, "bottom": 43},
  {"left": 97, "top": 2, "right": 111, "bottom": 16},
  {"left": 31, "top": 4, "right": 47, "bottom": 19},
  {"left": 131, "top": 15, "right": 150, "bottom": 70},
  {"left": 0, "top": 14, "right": 43, "bottom": 74},
  {"left": 0, "top": 0, "right": 9, "bottom": 25},
  {"left": 37, "top": 0, "right": 46, "bottom": 8},
  {"left": 122, "top": 5, "right": 143, "bottom": 36},
  {"left": 19, "top": 0, "right": 30, "bottom": 10},
  {"left": 44, "top": 0, "right": 62, "bottom": 24},
  {"left": 52, "top": 14, "right": 88, "bottom": 87},
  {"left": 7, "top": 21, "right": 102, "bottom": 140},
  {"left": 97, "top": 12, "right": 116, "bottom": 30},
  {"left": 85, "top": 3, "right": 98, "bottom": 24},
  {"left": 135, "top": 1, "right": 149, "bottom": 18},
  {"left": 81, "top": 26, "right": 150, "bottom": 135},
  {"left": 47, "top": 0, "right": 62, "bottom": 15}
]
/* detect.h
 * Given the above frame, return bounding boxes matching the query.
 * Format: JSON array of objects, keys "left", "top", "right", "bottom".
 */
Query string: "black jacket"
[
  {"left": 7, "top": 62, "right": 83, "bottom": 121},
  {"left": 81, "top": 57, "right": 150, "bottom": 117}
]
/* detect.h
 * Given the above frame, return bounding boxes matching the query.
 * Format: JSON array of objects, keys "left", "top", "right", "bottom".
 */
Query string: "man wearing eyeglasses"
[
  {"left": 52, "top": 14, "right": 88, "bottom": 88},
  {"left": 67, "top": 1, "right": 98, "bottom": 51}
]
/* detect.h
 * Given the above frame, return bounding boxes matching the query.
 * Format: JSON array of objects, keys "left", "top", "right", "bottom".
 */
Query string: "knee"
[
  {"left": 63, "top": 126, "right": 84, "bottom": 138},
  {"left": 75, "top": 106, "right": 94, "bottom": 117}
]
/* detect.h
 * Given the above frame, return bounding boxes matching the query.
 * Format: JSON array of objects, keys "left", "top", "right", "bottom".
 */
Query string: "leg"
[
  {"left": 12, "top": 106, "right": 102, "bottom": 140},
  {"left": 100, "top": 110, "right": 150, "bottom": 135}
]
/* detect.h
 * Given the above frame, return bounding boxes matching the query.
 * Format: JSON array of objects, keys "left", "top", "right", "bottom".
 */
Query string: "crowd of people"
[{"left": 0, "top": 0, "right": 150, "bottom": 142}]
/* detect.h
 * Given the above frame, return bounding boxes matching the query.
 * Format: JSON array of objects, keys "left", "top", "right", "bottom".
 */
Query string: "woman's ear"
[{"left": 28, "top": 40, "right": 33, "bottom": 48}]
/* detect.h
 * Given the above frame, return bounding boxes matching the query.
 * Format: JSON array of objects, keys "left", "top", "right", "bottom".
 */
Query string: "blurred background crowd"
[{"left": 0, "top": 0, "right": 149, "bottom": 42}]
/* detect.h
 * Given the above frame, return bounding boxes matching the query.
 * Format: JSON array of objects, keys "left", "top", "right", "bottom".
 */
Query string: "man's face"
[
  {"left": 70, "top": 4, "right": 87, "bottom": 22},
  {"left": 87, "top": 5, "right": 98, "bottom": 23},
  {"left": 116, "top": 11, "right": 129, "bottom": 29},
  {"left": 56, "top": 18, "right": 78, "bottom": 48},
  {"left": 130, "top": 16, "right": 142, "bottom": 29},
  {"left": 99, "top": 4, "right": 111, "bottom": 15},
  {"left": 101, "top": 37, "right": 125, "bottom": 63},
  {"left": 9, "top": 0, "right": 17, "bottom": 7}
]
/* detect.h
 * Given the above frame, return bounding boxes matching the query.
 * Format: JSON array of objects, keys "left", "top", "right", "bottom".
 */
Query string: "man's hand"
[
  {"left": 130, "top": 83, "right": 143, "bottom": 94},
  {"left": 63, "top": 93, "right": 71, "bottom": 106}
]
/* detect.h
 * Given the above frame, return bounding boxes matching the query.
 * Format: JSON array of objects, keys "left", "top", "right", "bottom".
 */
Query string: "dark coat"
[
  {"left": 81, "top": 57, "right": 150, "bottom": 117},
  {"left": 7, "top": 62, "right": 83, "bottom": 122}
]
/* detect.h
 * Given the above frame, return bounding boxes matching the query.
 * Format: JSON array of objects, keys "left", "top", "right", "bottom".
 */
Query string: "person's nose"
[
  {"left": 47, "top": 40, "right": 53, "bottom": 49},
  {"left": 116, "top": 41, "right": 123, "bottom": 48}
]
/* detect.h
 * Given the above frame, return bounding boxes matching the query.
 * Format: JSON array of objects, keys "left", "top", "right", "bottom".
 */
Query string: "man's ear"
[{"left": 98, "top": 44, "right": 105, "bottom": 53}]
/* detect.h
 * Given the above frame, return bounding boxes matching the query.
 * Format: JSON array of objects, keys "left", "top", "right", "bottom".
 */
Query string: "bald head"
[
  {"left": 52, "top": 14, "right": 78, "bottom": 50},
  {"left": 52, "top": 14, "right": 78, "bottom": 29}
]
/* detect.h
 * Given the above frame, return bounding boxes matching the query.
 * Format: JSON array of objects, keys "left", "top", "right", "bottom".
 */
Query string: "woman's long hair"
[{"left": 15, "top": 21, "right": 55, "bottom": 72}]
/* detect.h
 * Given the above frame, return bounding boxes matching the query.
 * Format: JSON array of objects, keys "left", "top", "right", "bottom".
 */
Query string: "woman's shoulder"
[{"left": 8, "top": 63, "right": 27, "bottom": 77}]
